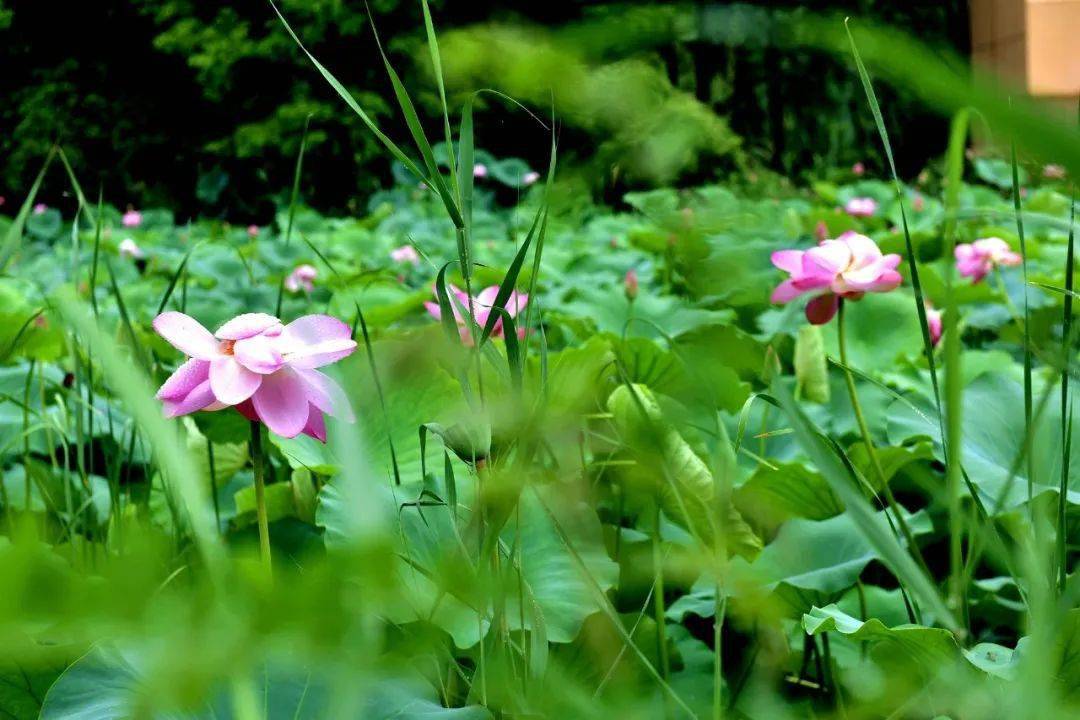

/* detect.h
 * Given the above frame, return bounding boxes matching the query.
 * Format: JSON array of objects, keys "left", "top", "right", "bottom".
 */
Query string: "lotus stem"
[{"left": 837, "top": 299, "right": 931, "bottom": 616}]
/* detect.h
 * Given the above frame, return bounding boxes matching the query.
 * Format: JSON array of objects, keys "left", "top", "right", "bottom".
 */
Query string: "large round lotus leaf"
[
  {"left": 40, "top": 646, "right": 490, "bottom": 719},
  {"left": 887, "top": 372, "right": 1080, "bottom": 511}
]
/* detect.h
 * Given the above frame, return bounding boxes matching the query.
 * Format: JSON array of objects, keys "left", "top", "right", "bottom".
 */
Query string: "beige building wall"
[{"left": 971, "top": 0, "right": 1080, "bottom": 110}]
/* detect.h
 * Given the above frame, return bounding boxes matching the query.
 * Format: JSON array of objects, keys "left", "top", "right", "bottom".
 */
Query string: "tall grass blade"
[
  {"left": 296, "top": 233, "right": 401, "bottom": 486},
  {"left": 368, "top": 18, "right": 462, "bottom": 228},
  {"left": 845, "top": 21, "right": 943, "bottom": 432},
  {"left": 274, "top": 115, "right": 312, "bottom": 317},
  {"left": 156, "top": 246, "right": 197, "bottom": 316},
  {"left": 89, "top": 190, "right": 104, "bottom": 317},
  {"left": 0, "top": 309, "right": 44, "bottom": 364},
  {"left": 532, "top": 487, "right": 700, "bottom": 719},
  {"left": 0, "top": 148, "right": 57, "bottom": 272},
  {"left": 57, "top": 148, "right": 95, "bottom": 227},
  {"left": 488, "top": 308, "right": 522, "bottom": 391},
  {"left": 942, "top": 110, "right": 969, "bottom": 626},
  {"left": 434, "top": 262, "right": 466, "bottom": 345},
  {"left": 521, "top": 111, "right": 558, "bottom": 359},
  {"left": 1033, "top": 282, "right": 1080, "bottom": 301},
  {"left": 479, "top": 208, "right": 544, "bottom": 345},
  {"left": 457, "top": 99, "right": 475, "bottom": 240},
  {"left": 772, "top": 378, "right": 959, "bottom": 632},
  {"left": 788, "top": 17, "right": 1080, "bottom": 176},
  {"left": 267, "top": 1, "right": 447, "bottom": 210},
  {"left": 284, "top": 114, "right": 311, "bottom": 251},
  {"left": 1010, "top": 141, "right": 1035, "bottom": 510},
  {"left": 1060, "top": 183, "right": 1076, "bottom": 592},
  {"left": 104, "top": 258, "right": 151, "bottom": 372},
  {"left": 54, "top": 291, "right": 225, "bottom": 575},
  {"left": 453, "top": 103, "right": 477, "bottom": 350},
  {"left": 420, "top": 0, "right": 459, "bottom": 190}
]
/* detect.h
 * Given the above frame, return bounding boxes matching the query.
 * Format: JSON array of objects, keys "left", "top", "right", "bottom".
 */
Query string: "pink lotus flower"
[
  {"left": 844, "top": 197, "right": 878, "bottom": 218},
  {"left": 926, "top": 304, "right": 942, "bottom": 346},
  {"left": 153, "top": 312, "right": 356, "bottom": 441},
  {"left": 248, "top": 224, "right": 260, "bottom": 238},
  {"left": 473, "top": 163, "right": 488, "bottom": 179},
  {"left": 425, "top": 285, "right": 528, "bottom": 345},
  {"left": 284, "top": 264, "right": 317, "bottom": 293},
  {"left": 390, "top": 245, "right": 420, "bottom": 266},
  {"left": 33, "top": 203, "right": 47, "bottom": 215},
  {"left": 522, "top": 171, "right": 540, "bottom": 186},
  {"left": 122, "top": 208, "right": 143, "bottom": 228},
  {"left": 770, "top": 231, "right": 903, "bottom": 325},
  {"left": 954, "top": 237, "right": 1022, "bottom": 283},
  {"left": 912, "top": 195, "right": 925, "bottom": 212},
  {"left": 625, "top": 269, "right": 639, "bottom": 301},
  {"left": 118, "top": 238, "right": 144, "bottom": 259},
  {"left": 852, "top": 162, "right": 865, "bottom": 177},
  {"left": 1044, "top": 164, "right": 1066, "bottom": 180}
]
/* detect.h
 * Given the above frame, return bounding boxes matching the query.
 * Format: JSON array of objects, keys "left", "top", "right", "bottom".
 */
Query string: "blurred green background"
[{"left": 0, "top": 0, "right": 968, "bottom": 218}]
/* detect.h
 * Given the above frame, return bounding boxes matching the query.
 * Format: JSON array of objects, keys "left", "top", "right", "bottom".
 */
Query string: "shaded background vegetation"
[{"left": 0, "top": 1, "right": 968, "bottom": 219}]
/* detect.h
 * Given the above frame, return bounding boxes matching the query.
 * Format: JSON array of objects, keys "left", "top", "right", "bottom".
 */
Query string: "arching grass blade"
[
  {"left": 772, "top": 378, "right": 959, "bottom": 632},
  {"left": 274, "top": 115, "right": 312, "bottom": 317},
  {"left": 1010, "top": 141, "right": 1035, "bottom": 510},
  {"left": 845, "top": 20, "right": 943, "bottom": 432},
  {"left": 1060, "top": 181, "right": 1076, "bottom": 592},
  {"left": 0, "top": 148, "right": 57, "bottom": 272}
]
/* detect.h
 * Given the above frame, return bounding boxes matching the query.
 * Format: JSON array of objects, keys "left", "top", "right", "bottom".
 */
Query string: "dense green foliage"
[
  {"left": 0, "top": 137, "right": 1078, "bottom": 716},
  {"left": 3, "top": 3, "right": 1080, "bottom": 719},
  {"left": 0, "top": 1, "right": 967, "bottom": 215}
]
